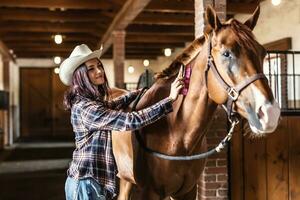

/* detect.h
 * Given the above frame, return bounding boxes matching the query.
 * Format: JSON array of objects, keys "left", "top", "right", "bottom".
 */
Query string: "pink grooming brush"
[{"left": 180, "top": 64, "right": 192, "bottom": 96}]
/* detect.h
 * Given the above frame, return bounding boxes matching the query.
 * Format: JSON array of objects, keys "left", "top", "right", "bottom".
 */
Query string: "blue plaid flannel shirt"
[{"left": 67, "top": 90, "right": 173, "bottom": 198}]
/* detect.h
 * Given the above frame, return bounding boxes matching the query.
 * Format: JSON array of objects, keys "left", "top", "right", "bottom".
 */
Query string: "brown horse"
[{"left": 112, "top": 6, "right": 280, "bottom": 200}]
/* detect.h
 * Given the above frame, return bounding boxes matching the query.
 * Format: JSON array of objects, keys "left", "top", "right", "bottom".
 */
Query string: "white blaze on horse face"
[
  {"left": 218, "top": 46, "right": 240, "bottom": 77},
  {"left": 248, "top": 84, "right": 280, "bottom": 135}
]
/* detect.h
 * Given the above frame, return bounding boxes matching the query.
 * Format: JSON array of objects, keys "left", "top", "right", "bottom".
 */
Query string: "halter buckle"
[{"left": 228, "top": 88, "right": 239, "bottom": 101}]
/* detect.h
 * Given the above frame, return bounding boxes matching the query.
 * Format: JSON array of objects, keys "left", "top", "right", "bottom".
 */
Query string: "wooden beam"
[
  {"left": 14, "top": 50, "right": 69, "bottom": 58},
  {"left": 127, "top": 24, "right": 194, "bottom": 36},
  {"left": 125, "top": 46, "right": 183, "bottom": 50},
  {"left": 126, "top": 34, "right": 193, "bottom": 43},
  {"left": 125, "top": 52, "right": 162, "bottom": 56},
  {"left": 0, "top": 41, "right": 16, "bottom": 62},
  {"left": 15, "top": 51, "right": 70, "bottom": 57},
  {"left": 13, "top": 46, "right": 169, "bottom": 53},
  {"left": 14, "top": 48, "right": 70, "bottom": 53},
  {"left": 7, "top": 42, "right": 96, "bottom": 50},
  {"left": 0, "top": 8, "right": 111, "bottom": 22},
  {"left": 107, "top": 49, "right": 165, "bottom": 54},
  {"left": 15, "top": 51, "right": 161, "bottom": 59},
  {"left": 101, "top": 54, "right": 157, "bottom": 59},
  {"left": 264, "top": 37, "right": 292, "bottom": 51},
  {"left": 107, "top": 42, "right": 185, "bottom": 49},
  {"left": 0, "top": 0, "right": 117, "bottom": 10},
  {"left": 146, "top": 0, "right": 259, "bottom": 14},
  {"left": 10, "top": 46, "right": 94, "bottom": 54},
  {"left": 124, "top": 55, "right": 158, "bottom": 59},
  {"left": 99, "top": 0, "right": 152, "bottom": 53},
  {"left": 0, "top": 21, "right": 104, "bottom": 35},
  {"left": 16, "top": 52, "right": 159, "bottom": 60},
  {"left": 1, "top": 33, "right": 99, "bottom": 43},
  {"left": 227, "top": 2, "right": 259, "bottom": 14},
  {"left": 133, "top": 12, "right": 194, "bottom": 26},
  {"left": 145, "top": 0, "right": 194, "bottom": 13},
  {"left": 126, "top": 42, "right": 185, "bottom": 48}
]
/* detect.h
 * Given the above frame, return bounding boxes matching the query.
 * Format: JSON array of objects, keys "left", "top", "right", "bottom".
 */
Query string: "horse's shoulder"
[
  {"left": 110, "top": 87, "right": 128, "bottom": 98},
  {"left": 136, "top": 79, "right": 171, "bottom": 110}
]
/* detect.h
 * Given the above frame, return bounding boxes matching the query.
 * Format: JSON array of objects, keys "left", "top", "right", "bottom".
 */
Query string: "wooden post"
[
  {"left": 194, "top": 0, "right": 226, "bottom": 38},
  {"left": 3, "top": 59, "right": 9, "bottom": 91},
  {"left": 2, "top": 59, "right": 9, "bottom": 145},
  {"left": 0, "top": 40, "right": 14, "bottom": 147},
  {"left": 113, "top": 30, "right": 126, "bottom": 89}
]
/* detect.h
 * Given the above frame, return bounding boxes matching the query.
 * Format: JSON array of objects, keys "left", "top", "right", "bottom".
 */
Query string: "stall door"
[
  {"left": 230, "top": 116, "right": 300, "bottom": 200},
  {"left": 52, "top": 70, "right": 72, "bottom": 136},
  {"left": 21, "top": 68, "right": 72, "bottom": 138}
]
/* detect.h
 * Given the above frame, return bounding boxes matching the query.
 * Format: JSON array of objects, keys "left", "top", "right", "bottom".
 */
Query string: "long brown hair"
[{"left": 63, "top": 62, "right": 111, "bottom": 110}]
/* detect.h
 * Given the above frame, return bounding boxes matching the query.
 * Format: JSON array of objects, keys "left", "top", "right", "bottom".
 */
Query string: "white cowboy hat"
[{"left": 59, "top": 44, "right": 103, "bottom": 86}]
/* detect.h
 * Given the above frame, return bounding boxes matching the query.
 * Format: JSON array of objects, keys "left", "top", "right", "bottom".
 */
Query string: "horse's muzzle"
[{"left": 249, "top": 101, "right": 280, "bottom": 135}]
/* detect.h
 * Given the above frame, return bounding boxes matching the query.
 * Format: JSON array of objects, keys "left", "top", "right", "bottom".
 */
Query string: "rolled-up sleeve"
[{"left": 80, "top": 97, "right": 173, "bottom": 132}]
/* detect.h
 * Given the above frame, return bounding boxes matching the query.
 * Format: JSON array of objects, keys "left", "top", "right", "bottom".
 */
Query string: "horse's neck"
[
  {"left": 136, "top": 39, "right": 218, "bottom": 148},
  {"left": 172, "top": 44, "right": 218, "bottom": 147}
]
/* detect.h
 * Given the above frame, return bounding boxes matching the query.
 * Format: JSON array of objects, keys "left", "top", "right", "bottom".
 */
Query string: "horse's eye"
[{"left": 222, "top": 51, "right": 231, "bottom": 58}]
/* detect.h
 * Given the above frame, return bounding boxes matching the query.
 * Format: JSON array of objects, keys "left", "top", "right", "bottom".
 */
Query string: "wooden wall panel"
[
  {"left": 21, "top": 68, "right": 72, "bottom": 138},
  {"left": 266, "top": 118, "right": 289, "bottom": 200},
  {"left": 21, "top": 68, "right": 52, "bottom": 137},
  {"left": 243, "top": 136, "right": 267, "bottom": 200},
  {"left": 230, "top": 116, "right": 300, "bottom": 200},
  {"left": 51, "top": 71, "right": 72, "bottom": 137},
  {"left": 0, "top": 110, "right": 6, "bottom": 149},
  {"left": 230, "top": 122, "right": 244, "bottom": 200},
  {"left": 289, "top": 117, "right": 300, "bottom": 200}
]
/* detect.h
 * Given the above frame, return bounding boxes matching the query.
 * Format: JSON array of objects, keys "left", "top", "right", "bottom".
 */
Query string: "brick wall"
[
  {"left": 194, "top": 0, "right": 228, "bottom": 198},
  {"left": 198, "top": 107, "right": 229, "bottom": 200},
  {"left": 112, "top": 30, "right": 126, "bottom": 89}
]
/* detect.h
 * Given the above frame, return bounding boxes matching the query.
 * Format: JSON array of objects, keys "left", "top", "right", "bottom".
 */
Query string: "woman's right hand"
[{"left": 169, "top": 65, "right": 184, "bottom": 102}]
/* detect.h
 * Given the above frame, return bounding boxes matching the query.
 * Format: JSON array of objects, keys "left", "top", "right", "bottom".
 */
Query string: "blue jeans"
[{"left": 65, "top": 177, "right": 108, "bottom": 200}]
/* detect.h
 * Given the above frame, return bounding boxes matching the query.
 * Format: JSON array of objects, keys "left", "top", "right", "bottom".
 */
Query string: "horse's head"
[{"left": 204, "top": 6, "right": 280, "bottom": 136}]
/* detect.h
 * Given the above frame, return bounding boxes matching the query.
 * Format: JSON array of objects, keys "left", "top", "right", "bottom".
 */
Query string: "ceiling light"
[
  {"left": 128, "top": 66, "right": 135, "bottom": 74},
  {"left": 271, "top": 0, "right": 281, "bottom": 6},
  {"left": 54, "top": 67, "right": 60, "bottom": 74},
  {"left": 54, "top": 56, "right": 61, "bottom": 65},
  {"left": 164, "top": 48, "right": 172, "bottom": 57},
  {"left": 54, "top": 34, "right": 63, "bottom": 44},
  {"left": 143, "top": 59, "right": 150, "bottom": 67}
]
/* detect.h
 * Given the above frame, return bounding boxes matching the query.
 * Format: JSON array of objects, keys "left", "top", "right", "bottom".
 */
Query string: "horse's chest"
[{"left": 148, "top": 159, "right": 206, "bottom": 192}]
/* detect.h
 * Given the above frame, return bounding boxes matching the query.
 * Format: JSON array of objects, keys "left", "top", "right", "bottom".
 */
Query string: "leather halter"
[{"left": 205, "top": 35, "right": 267, "bottom": 122}]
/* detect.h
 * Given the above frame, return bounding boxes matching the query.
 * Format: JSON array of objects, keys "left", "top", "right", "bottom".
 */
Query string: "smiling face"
[{"left": 85, "top": 58, "right": 106, "bottom": 86}]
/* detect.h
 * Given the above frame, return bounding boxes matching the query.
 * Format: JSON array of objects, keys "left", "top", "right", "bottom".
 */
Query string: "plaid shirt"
[{"left": 67, "top": 90, "right": 173, "bottom": 198}]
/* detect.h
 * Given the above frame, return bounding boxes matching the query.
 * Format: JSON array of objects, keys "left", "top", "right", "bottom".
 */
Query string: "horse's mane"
[
  {"left": 155, "top": 36, "right": 205, "bottom": 80},
  {"left": 155, "top": 19, "right": 258, "bottom": 80},
  {"left": 226, "top": 19, "right": 258, "bottom": 54}
]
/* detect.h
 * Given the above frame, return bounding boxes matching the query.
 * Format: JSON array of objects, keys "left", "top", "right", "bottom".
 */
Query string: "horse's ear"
[
  {"left": 244, "top": 6, "right": 260, "bottom": 30},
  {"left": 205, "top": 6, "right": 222, "bottom": 31}
]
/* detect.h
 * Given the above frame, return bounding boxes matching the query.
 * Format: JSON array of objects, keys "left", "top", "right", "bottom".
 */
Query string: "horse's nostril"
[{"left": 257, "top": 106, "right": 264, "bottom": 119}]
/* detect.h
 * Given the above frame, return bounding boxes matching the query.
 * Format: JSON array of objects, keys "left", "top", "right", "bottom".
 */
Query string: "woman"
[{"left": 59, "top": 44, "right": 184, "bottom": 200}]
